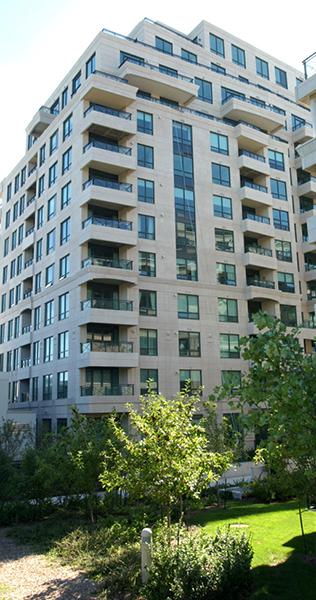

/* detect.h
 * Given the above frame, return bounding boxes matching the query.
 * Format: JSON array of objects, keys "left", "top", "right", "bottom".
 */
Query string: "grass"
[{"left": 192, "top": 498, "right": 316, "bottom": 600}]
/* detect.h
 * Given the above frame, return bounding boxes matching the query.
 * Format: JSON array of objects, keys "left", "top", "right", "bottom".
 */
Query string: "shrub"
[
  {"left": 145, "top": 524, "right": 253, "bottom": 600},
  {"left": 247, "top": 472, "right": 305, "bottom": 503}
]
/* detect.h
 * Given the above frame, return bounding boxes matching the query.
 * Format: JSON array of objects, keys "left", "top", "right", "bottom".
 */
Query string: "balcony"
[
  {"left": 21, "top": 358, "right": 31, "bottom": 368},
  {"left": 83, "top": 215, "right": 132, "bottom": 231},
  {"left": 234, "top": 121, "right": 268, "bottom": 152},
  {"left": 297, "top": 138, "right": 316, "bottom": 178},
  {"left": 26, "top": 105, "right": 56, "bottom": 137},
  {"left": 237, "top": 149, "right": 269, "bottom": 177},
  {"left": 117, "top": 59, "right": 198, "bottom": 105},
  {"left": 82, "top": 256, "right": 132, "bottom": 270},
  {"left": 83, "top": 176, "right": 132, "bottom": 193},
  {"left": 81, "top": 140, "right": 135, "bottom": 175},
  {"left": 82, "top": 70, "right": 137, "bottom": 109},
  {"left": 22, "top": 324, "right": 32, "bottom": 334},
  {"left": 82, "top": 103, "right": 136, "bottom": 140},
  {"left": 79, "top": 297, "right": 137, "bottom": 327},
  {"left": 297, "top": 176, "right": 316, "bottom": 199},
  {"left": 81, "top": 215, "right": 136, "bottom": 247},
  {"left": 221, "top": 96, "right": 286, "bottom": 134},
  {"left": 246, "top": 276, "right": 275, "bottom": 289},
  {"left": 239, "top": 181, "right": 272, "bottom": 208},
  {"left": 292, "top": 123, "right": 313, "bottom": 145},
  {"left": 242, "top": 213, "right": 273, "bottom": 237},
  {"left": 243, "top": 245, "right": 276, "bottom": 269},
  {"left": 81, "top": 256, "right": 136, "bottom": 286},
  {"left": 81, "top": 340, "right": 133, "bottom": 353},
  {"left": 278, "top": 282, "right": 295, "bottom": 294},
  {"left": 81, "top": 177, "right": 136, "bottom": 211},
  {"left": 80, "top": 383, "right": 135, "bottom": 396}
]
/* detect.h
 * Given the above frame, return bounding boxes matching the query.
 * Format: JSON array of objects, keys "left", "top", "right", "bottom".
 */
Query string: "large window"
[
  {"left": 180, "top": 370, "right": 201, "bottom": 394},
  {"left": 140, "top": 329, "right": 157, "bottom": 355},
  {"left": 140, "top": 369, "right": 158, "bottom": 394},
  {"left": 138, "top": 179, "right": 154, "bottom": 203},
  {"left": 137, "top": 144, "right": 154, "bottom": 168},
  {"left": 36, "top": 239, "right": 43, "bottom": 262},
  {"left": 273, "top": 209, "right": 289, "bottom": 230},
  {"left": 210, "top": 33, "right": 224, "bottom": 58},
  {"left": 137, "top": 111, "right": 153, "bottom": 134},
  {"left": 139, "top": 290, "right": 156, "bottom": 316},
  {"left": 220, "top": 334, "right": 240, "bottom": 358},
  {"left": 38, "top": 175, "right": 45, "bottom": 197},
  {"left": 271, "top": 179, "right": 287, "bottom": 201},
  {"left": 221, "top": 371, "right": 241, "bottom": 391},
  {"left": 155, "top": 36, "right": 172, "bottom": 55},
  {"left": 213, "top": 195, "right": 232, "bottom": 219},
  {"left": 33, "top": 341, "right": 40, "bottom": 365},
  {"left": 59, "top": 292, "right": 69, "bottom": 320},
  {"left": 43, "top": 374, "right": 53, "bottom": 400},
  {"left": 178, "top": 294, "right": 199, "bottom": 319},
  {"left": 256, "top": 57, "right": 269, "bottom": 79},
  {"left": 138, "top": 215, "right": 155, "bottom": 240},
  {"left": 46, "top": 229, "right": 55, "bottom": 255},
  {"left": 34, "top": 306, "right": 41, "bottom": 330},
  {"left": 268, "top": 150, "right": 284, "bottom": 171},
  {"left": 44, "top": 337, "right": 54, "bottom": 362},
  {"left": 210, "top": 133, "right": 228, "bottom": 155},
  {"left": 195, "top": 78, "right": 212, "bottom": 103},
  {"left": 212, "top": 163, "right": 230, "bottom": 186},
  {"left": 215, "top": 228, "right": 234, "bottom": 252},
  {"left": 72, "top": 71, "right": 81, "bottom": 96},
  {"left": 275, "top": 67, "right": 287, "bottom": 89},
  {"left": 139, "top": 252, "right": 156, "bottom": 277},
  {"left": 275, "top": 239, "right": 292, "bottom": 262},
  {"left": 232, "top": 45, "right": 246, "bottom": 68},
  {"left": 47, "top": 195, "right": 56, "bottom": 221},
  {"left": 45, "top": 264, "right": 54, "bottom": 287},
  {"left": 57, "top": 371, "right": 68, "bottom": 399},
  {"left": 176, "top": 257, "right": 197, "bottom": 281},
  {"left": 59, "top": 255, "right": 70, "bottom": 279},
  {"left": 58, "top": 331, "right": 69, "bottom": 359},
  {"left": 179, "top": 332, "right": 200, "bottom": 357},
  {"left": 62, "top": 88, "right": 68, "bottom": 109},
  {"left": 44, "top": 300, "right": 54, "bottom": 326},
  {"left": 218, "top": 298, "right": 238, "bottom": 322},
  {"left": 280, "top": 304, "right": 297, "bottom": 326}
]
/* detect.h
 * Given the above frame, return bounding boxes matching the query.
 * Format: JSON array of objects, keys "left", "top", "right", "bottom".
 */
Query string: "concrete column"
[
  {"left": 310, "top": 94, "right": 316, "bottom": 135},
  {"left": 141, "top": 527, "right": 152, "bottom": 584}
]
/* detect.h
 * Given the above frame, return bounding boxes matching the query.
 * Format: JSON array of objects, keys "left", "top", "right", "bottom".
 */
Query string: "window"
[
  {"left": 46, "top": 229, "right": 55, "bottom": 254},
  {"left": 13, "top": 202, "right": 18, "bottom": 222},
  {"left": 62, "top": 148, "right": 72, "bottom": 174},
  {"left": 120, "top": 51, "right": 144, "bottom": 66},
  {"left": 278, "top": 272, "right": 295, "bottom": 293},
  {"left": 49, "top": 162, "right": 58, "bottom": 187},
  {"left": 45, "top": 264, "right": 54, "bottom": 286},
  {"left": 62, "top": 114, "right": 73, "bottom": 141},
  {"left": 1, "top": 294, "right": 6, "bottom": 313},
  {"left": 59, "top": 292, "right": 69, "bottom": 320},
  {"left": 35, "top": 272, "right": 42, "bottom": 294},
  {"left": 179, "top": 332, "right": 200, "bottom": 357},
  {"left": 218, "top": 298, "right": 238, "bottom": 322},
  {"left": 19, "top": 195, "right": 25, "bottom": 215},
  {"left": 62, "top": 88, "right": 68, "bottom": 109},
  {"left": 139, "top": 290, "right": 156, "bottom": 316},
  {"left": 8, "top": 320, "right": 13, "bottom": 340},
  {"left": 176, "top": 221, "right": 195, "bottom": 252},
  {"left": 140, "top": 369, "right": 158, "bottom": 394},
  {"left": 211, "top": 133, "right": 228, "bottom": 155},
  {"left": 176, "top": 258, "right": 197, "bottom": 281},
  {"left": 47, "top": 195, "right": 56, "bottom": 220},
  {"left": 10, "top": 259, "right": 16, "bottom": 279},
  {"left": 181, "top": 49, "right": 197, "bottom": 63},
  {"left": 159, "top": 65, "right": 178, "bottom": 77},
  {"left": 211, "top": 63, "right": 226, "bottom": 74},
  {"left": 215, "top": 228, "right": 234, "bottom": 252},
  {"left": 33, "top": 341, "right": 40, "bottom": 365},
  {"left": 51, "top": 99, "right": 59, "bottom": 115},
  {"left": 280, "top": 304, "right": 297, "bottom": 327},
  {"left": 138, "top": 215, "right": 155, "bottom": 240},
  {"left": 5, "top": 210, "right": 10, "bottom": 229},
  {"left": 275, "top": 67, "right": 287, "bottom": 89},
  {"left": 12, "top": 230, "right": 17, "bottom": 250},
  {"left": 61, "top": 181, "right": 71, "bottom": 208},
  {"left": 14, "top": 317, "right": 20, "bottom": 338},
  {"left": 180, "top": 370, "right": 201, "bottom": 394},
  {"left": 15, "top": 284, "right": 21, "bottom": 304},
  {"left": 195, "top": 78, "right": 212, "bottom": 103},
  {"left": 32, "top": 377, "right": 39, "bottom": 402},
  {"left": 57, "top": 371, "right": 68, "bottom": 399},
  {"left": 212, "top": 163, "right": 230, "bottom": 186},
  {"left": 221, "top": 87, "right": 245, "bottom": 103},
  {"left": 256, "top": 57, "right": 269, "bottom": 79},
  {"left": 221, "top": 371, "right": 241, "bottom": 391},
  {"left": 72, "top": 71, "right": 81, "bottom": 96},
  {"left": 155, "top": 36, "right": 172, "bottom": 55},
  {"left": 178, "top": 294, "right": 199, "bottom": 319},
  {"left": 44, "top": 337, "right": 54, "bottom": 362},
  {"left": 39, "top": 144, "right": 46, "bottom": 166},
  {"left": 268, "top": 150, "right": 284, "bottom": 171},
  {"left": 7, "top": 183, "right": 12, "bottom": 202},
  {"left": 18, "top": 224, "right": 24, "bottom": 244},
  {"left": 232, "top": 45, "right": 246, "bottom": 68},
  {"left": 13, "top": 348, "right": 19, "bottom": 370},
  {"left": 213, "top": 195, "right": 232, "bottom": 219},
  {"left": 43, "top": 374, "right": 53, "bottom": 400},
  {"left": 138, "top": 144, "right": 154, "bottom": 168},
  {"left": 271, "top": 179, "right": 287, "bottom": 201},
  {"left": 60, "top": 218, "right": 70, "bottom": 244},
  {"left": 34, "top": 306, "right": 41, "bottom": 330},
  {"left": 36, "top": 239, "right": 43, "bottom": 262},
  {"left": 21, "top": 167, "right": 26, "bottom": 186},
  {"left": 140, "top": 329, "right": 157, "bottom": 355},
  {"left": 273, "top": 209, "right": 289, "bottom": 230},
  {"left": 139, "top": 252, "right": 156, "bottom": 276},
  {"left": 210, "top": 33, "right": 224, "bottom": 57},
  {"left": 57, "top": 418, "right": 67, "bottom": 433},
  {"left": 2, "top": 266, "right": 8, "bottom": 284},
  {"left": 58, "top": 331, "right": 69, "bottom": 358},
  {"left": 137, "top": 111, "right": 153, "bottom": 134},
  {"left": 50, "top": 130, "right": 58, "bottom": 155},
  {"left": 138, "top": 179, "right": 154, "bottom": 203},
  {"left": 6, "top": 351, "right": 12, "bottom": 372},
  {"left": 86, "top": 53, "right": 96, "bottom": 78},
  {"left": 45, "top": 300, "right": 54, "bottom": 326},
  {"left": 38, "top": 175, "right": 45, "bottom": 197},
  {"left": 59, "top": 255, "right": 70, "bottom": 279},
  {"left": 9, "top": 289, "right": 14, "bottom": 308},
  {"left": 275, "top": 240, "right": 292, "bottom": 262},
  {"left": 0, "top": 324, "right": 4, "bottom": 344},
  {"left": 14, "top": 174, "right": 20, "bottom": 193},
  {"left": 220, "top": 334, "right": 240, "bottom": 358},
  {"left": 4, "top": 238, "right": 9, "bottom": 257}
]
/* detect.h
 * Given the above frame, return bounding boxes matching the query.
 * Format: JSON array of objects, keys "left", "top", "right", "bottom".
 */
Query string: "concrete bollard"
[{"left": 141, "top": 527, "right": 152, "bottom": 584}]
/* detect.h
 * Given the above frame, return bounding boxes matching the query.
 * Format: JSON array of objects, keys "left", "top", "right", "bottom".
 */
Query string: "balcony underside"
[
  {"left": 81, "top": 110, "right": 136, "bottom": 140},
  {"left": 81, "top": 73, "right": 137, "bottom": 109},
  {"left": 237, "top": 154, "right": 269, "bottom": 177},
  {"left": 241, "top": 219, "right": 273, "bottom": 237},
  {"left": 239, "top": 187, "right": 272, "bottom": 208},
  {"left": 27, "top": 107, "right": 56, "bottom": 137},
  {"left": 245, "top": 286, "right": 278, "bottom": 301},
  {"left": 243, "top": 251, "right": 277, "bottom": 270},
  {"left": 292, "top": 125, "right": 313, "bottom": 145},
  {"left": 77, "top": 395, "right": 137, "bottom": 414},
  {"left": 297, "top": 180, "right": 316, "bottom": 199},
  {"left": 297, "top": 138, "right": 316, "bottom": 177},
  {"left": 80, "top": 146, "right": 136, "bottom": 175},
  {"left": 80, "top": 223, "right": 137, "bottom": 247},
  {"left": 78, "top": 307, "right": 138, "bottom": 327},
  {"left": 80, "top": 184, "right": 136, "bottom": 210},
  {"left": 222, "top": 98, "right": 285, "bottom": 134},
  {"left": 80, "top": 264, "right": 138, "bottom": 286},
  {"left": 78, "top": 351, "right": 139, "bottom": 368},
  {"left": 234, "top": 123, "right": 268, "bottom": 152}
]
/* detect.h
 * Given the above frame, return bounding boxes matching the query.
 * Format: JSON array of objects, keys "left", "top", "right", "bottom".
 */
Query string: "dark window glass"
[
  {"left": 86, "top": 53, "right": 96, "bottom": 78},
  {"left": 213, "top": 195, "right": 232, "bottom": 219},
  {"left": 232, "top": 45, "right": 246, "bottom": 68},
  {"left": 155, "top": 36, "right": 172, "bottom": 55},
  {"left": 137, "top": 111, "right": 153, "bottom": 134},
  {"left": 179, "top": 331, "right": 200, "bottom": 357},
  {"left": 275, "top": 67, "right": 287, "bottom": 89},
  {"left": 195, "top": 78, "right": 212, "bottom": 103},
  {"left": 212, "top": 163, "right": 230, "bottom": 186},
  {"left": 138, "top": 179, "right": 154, "bottom": 203},
  {"left": 220, "top": 334, "right": 240, "bottom": 358},
  {"left": 181, "top": 49, "right": 197, "bottom": 63},
  {"left": 218, "top": 298, "right": 238, "bottom": 322},
  {"left": 139, "top": 290, "right": 156, "bottom": 316},
  {"left": 177, "top": 294, "right": 199, "bottom": 319},
  {"left": 140, "top": 329, "right": 157, "bottom": 355},
  {"left": 211, "top": 133, "right": 228, "bottom": 155},
  {"left": 210, "top": 33, "right": 224, "bottom": 57},
  {"left": 273, "top": 209, "right": 289, "bottom": 230},
  {"left": 271, "top": 179, "right": 287, "bottom": 201},
  {"left": 137, "top": 144, "right": 154, "bottom": 168},
  {"left": 215, "top": 228, "right": 234, "bottom": 252},
  {"left": 256, "top": 57, "right": 269, "bottom": 79},
  {"left": 139, "top": 252, "right": 156, "bottom": 276}
]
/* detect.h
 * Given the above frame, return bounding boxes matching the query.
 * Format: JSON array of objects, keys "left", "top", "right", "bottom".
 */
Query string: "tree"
[
  {"left": 0, "top": 418, "right": 31, "bottom": 461},
  {"left": 216, "top": 312, "right": 316, "bottom": 495},
  {"left": 101, "top": 387, "right": 224, "bottom": 530}
]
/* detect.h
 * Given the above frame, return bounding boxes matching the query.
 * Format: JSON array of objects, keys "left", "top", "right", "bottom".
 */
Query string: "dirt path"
[{"left": 0, "top": 528, "right": 99, "bottom": 600}]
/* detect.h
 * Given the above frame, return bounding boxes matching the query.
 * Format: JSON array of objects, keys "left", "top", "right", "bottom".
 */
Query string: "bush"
[
  {"left": 247, "top": 472, "right": 305, "bottom": 503},
  {"left": 145, "top": 524, "right": 253, "bottom": 600}
]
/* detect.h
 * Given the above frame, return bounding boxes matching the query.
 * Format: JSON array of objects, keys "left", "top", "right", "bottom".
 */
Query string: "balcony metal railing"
[
  {"left": 241, "top": 180, "right": 268, "bottom": 193},
  {"left": 302, "top": 321, "right": 316, "bottom": 329},
  {"left": 276, "top": 250, "right": 292, "bottom": 262},
  {"left": 247, "top": 277, "right": 275, "bottom": 289},
  {"left": 84, "top": 103, "right": 132, "bottom": 120},
  {"left": 81, "top": 297, "right": 133, "bottom": 311},
  {"left": 94, "top": 69, "right": 128, "bottom": 84},
  {"left": 21, "top": 359, "right": 31, "bottom": 368},
  {"left": 82, "top": 256, "right": 133, "bottom": 270},
  {"left": 82, "top": 176, "right": 132, "bottom": 192},
  {"left": 83, "top": 139, "right": 132, "bottom": 155},
  {"left": 82, "top": 215, "right": 132, "bottom": 230},
  {"left": 298, "top": 174, "right": 316, "bottom": 186},
  {"left": 292, "top": 121, "right": 312, "bottom": 131},
  {"left": 307, "top": 290, "right": 316, "bottom": 301},
  {"left": 245, "top": 245, "right": 272, "bottom": 257},
  {"left": 305, "top": 263, "right": 316, "bottom": 271},
  {"left": 21, "top": 392, "right": 30, "bottom": 402},
  {"left": 26, "top": 226, "right": 35, "bottom": 237},
  {"left": 22, "top": 324, "right": 32, "bottom": 334},
  {"left": 243, "top": 213, "right": 270, "bottom": 225},
  {"left": 23, "top": 290, "right": 33, "bottom": 299},
  {"left": 24, "top": 258, "right": 34, "bottom": 269},
  {"left": 27, "top": 195, "right": 36, "bottom": 207},
  {"left": 278, "top": 282, "right": 295, "bottom": 293},
  {"left": 80, "top": 340, "right": 133, "bottom": 353},
  {"left": 222, "top": 94, "right": 286, "bottom": 117},
  {"left": 302, "top": 235, "right": 309, "bottom": 243},
  {"left": 80, "top": 383, "right": 134, "bottom": 396},
  {"left": 119, "top": 57, "right": 194, "bottom": 83},
  {"left": 239, "top": 149, "right": 265, "bottom": 163}
]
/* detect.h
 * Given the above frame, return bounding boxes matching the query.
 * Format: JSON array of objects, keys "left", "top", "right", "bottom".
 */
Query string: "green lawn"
[{"left": 192, "top": 499, "right": 316, "bottom": 600}]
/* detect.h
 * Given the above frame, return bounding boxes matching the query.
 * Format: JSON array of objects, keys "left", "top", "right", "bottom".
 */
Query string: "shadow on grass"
[
  {"left": 22, "top": 574, "right": 98, "bottom": 600},
  {"left": 191, "top": 499, "right": 309, "bottom": 526}
]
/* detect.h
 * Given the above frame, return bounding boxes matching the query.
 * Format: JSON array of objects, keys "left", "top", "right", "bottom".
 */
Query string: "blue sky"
[{"left": 1, "top": 0, "right": 315, "bottom": 184}]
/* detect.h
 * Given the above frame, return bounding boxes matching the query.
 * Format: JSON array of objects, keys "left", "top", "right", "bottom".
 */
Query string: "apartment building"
[{"left": 0, "top": 18, "right": 315, "bottom": 433}]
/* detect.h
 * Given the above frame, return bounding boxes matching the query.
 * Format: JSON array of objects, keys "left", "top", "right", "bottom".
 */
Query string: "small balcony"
[
  {"left": 26, "top": 105, "right": 56, "bottom": 137},
  {"left": 81, "top": 177, "right": 136, "bottom": 211},
  {"left": 82, "top": 256, "right": 132, "bottom": 270},
  {"left": 242, "top": 213, "right": 273, "bottom": 237},
  {"left": 246, "top": 276, "right": 275, "bottom": 289},
  {"left": 239, "top": 181, "right": 272, "bottom": 208},
  {"left": 83, "top": 215, "right": 132, "bottom": 231},
  {"left": 82, "top": 70, "right": 137, "bottom": 109},
  {"left": 81, "top": 340, "right": 133, "bottom": 353},
  {"left": 237, "top": 149, "right": 269, "bottom": 176},
  {"left": 81, "top": 141, "right": 135, "bottom": 175},
  {"left": 221, "top": 96, "right": 286, "bottom": 134},
  {"left": 234, "top": 122, "right": 268, "bottom": 152},
  {"left": 296, "top": 177, "right": 316, "bottom": 199},
  {"left": 292, "top": 123, "right": 313, "bottom": 144},
  {"left": 278, "top": 282, "right": 295, "bottom": 294},
  {"left": 79, "top": 297, "right": 137, "bottom": 327},
  {"left": 81, "top": 215, "right": 136, "bottom": 247},
  {"left": 243, "top": 245, "right": 276, "bottom": 269},
  {"left": 22, "top": 324, "right": 32, "bottom": 335},
  {"left": 83, "top": 176, "right": 132, "bottom": 193},
  {"left": 297, "top": 138, "right": 316, "bottom": 178},
  {"left": 82, "top": 103, "right": 136, "bottom": 140},
  {"left": 80, "top": 383, "right": 134, "bottom": 396},
  {"left": 80, "top": 256, "right": 137, "bottom": 286},
  {"left": 21, "top": 358, "right": 31, "bottom": 369}
]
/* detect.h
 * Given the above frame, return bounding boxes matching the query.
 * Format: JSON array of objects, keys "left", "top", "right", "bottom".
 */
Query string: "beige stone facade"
[{"left": 0, "top": 18, "right": 314, "bottom": 435}]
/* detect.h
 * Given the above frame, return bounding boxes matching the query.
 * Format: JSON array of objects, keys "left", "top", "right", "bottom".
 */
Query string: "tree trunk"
[
  {"left": 89, "top": 492, "right": 94, "bottom": 524},
  {"left": 217, "top": 480, "right": 220, "bottom": 507}
]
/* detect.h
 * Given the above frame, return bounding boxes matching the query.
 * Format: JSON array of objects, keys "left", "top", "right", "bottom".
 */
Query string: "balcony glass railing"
[
  {"left": 298, "top": 174, "right": 316, "bottom": 186},
  {"left": 247, "top": 277, "right": 275, "bottom": 289},
  {"left": 94, "top": 69, "right": 128, "bottom": 84},
  {"left": 26, "top": 226, "right": 35, "bottom": 237},
  {"left": 307, "top": 290, "right": 316, "bottom": 301},
  {"left": 21, "top": 359, "right": 31, "bottom": 368},
  {"left": 82, "top": 215, "right": 132, "bottom": 230},
  {"left": 24, "top": 259, "right": 34, "bottom": 269},
  {"left": 241, "top": 180, "right": 268, "bottom": 193},
  {"left": 21, "top": 393, "right": 30, "bottom": 402},
  {"left": 28, "top": 165, "right": 37, "bottom": 177},
  {"left": 82, "top": 256, "right": 133, "bottom": 270},
  {"left": 83, "top": 139, "right": 132, "bottom": 155},
  {"left": 27, "top": 195, "right": 36, "bottom": 207},
  {"left": 80, "top": 383, "right": 134, "bottom": 396},
  {"left": 84, "top": 103, "right": 132, "bottom": 120},
  {"left": 302, "top": 321, "right": 316, "bottom": 329},
  {"left": 120, "top": 57, "right": 194, "bottom": 83},
  {"left": 245, "top": 245, "right": 272, "bottom": 257},
  {"left": 239, "top": 149, "right": 265, "bottom": 163},
  {"left": 82, "top": 176, "right": 132, "bottom": 192},
  {"left": 23, "top": 290, "right": 33, "bottom": 299},
  {"left": 80, "top": 340, "right": 133, "bottom": 353},
  {"left": 22, "top": 324, "right": 32, "bottom": 334},
  {"left": 305, "top": 263, "right": 316, "bottom": 271},
  {"left": 243, "top": 213, "right": 270, "bottom": 225},
  {"left": 81, "top": 297, "right": 133, "bottom": 311}
]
